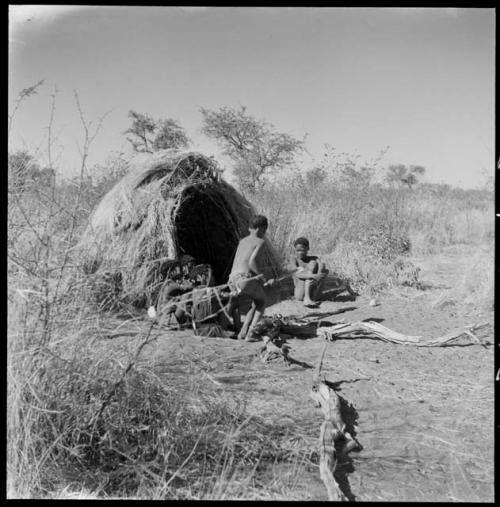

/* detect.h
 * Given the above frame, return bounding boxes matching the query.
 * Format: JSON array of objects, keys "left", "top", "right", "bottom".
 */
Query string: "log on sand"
[
  {"left": 310, "top": 342, "right": 360, "bottom": 501},
  {"left": 317, "top": 320, "right": 490, "bottom": 347}
]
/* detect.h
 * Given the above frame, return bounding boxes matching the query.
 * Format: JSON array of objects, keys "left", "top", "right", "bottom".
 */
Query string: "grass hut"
[{"left": 79, "top": 150, "right": 281, "bottom": 307}]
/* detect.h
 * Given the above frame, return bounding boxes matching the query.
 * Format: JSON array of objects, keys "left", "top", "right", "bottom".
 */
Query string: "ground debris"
[{"left": 259, "top": 336, "right": 292, "bottom": 366}]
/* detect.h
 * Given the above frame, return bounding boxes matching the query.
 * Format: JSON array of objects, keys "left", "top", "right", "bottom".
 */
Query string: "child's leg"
[
  {"left": 231, "top": 300, "right": 242, "bottom": 332},
  {"left": 225, "top": 294, "right": 242, "bottom": 333},
  {"left": 293, "top": 274, "right": 305, "bottom": 301},
  {"left": 238, "top": 302, "right": 255, "bottom": 340},
  {"left": 236, "top": 279, "right": 266, "bottom": 340},
  {"left": 244, "top": 290, "right": 266, "bottom": 341},
  {"left": 303, "top": 261, "right": 319, "bottom": 305},
  {"left": 247, "top": 301, "right": 265, "bottom": 340},
  {"left": 303, "top": 280, "right": 315, "bottom": 304}
]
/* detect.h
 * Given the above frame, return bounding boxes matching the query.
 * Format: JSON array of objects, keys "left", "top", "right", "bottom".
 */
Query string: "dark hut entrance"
[{"left": 174, "top": 184, "right": 240, "bottom": 284}]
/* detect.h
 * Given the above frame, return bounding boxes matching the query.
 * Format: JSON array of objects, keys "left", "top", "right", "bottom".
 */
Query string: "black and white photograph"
[{"left": 8, "top": 6, "right": 494, "bottom": 501}]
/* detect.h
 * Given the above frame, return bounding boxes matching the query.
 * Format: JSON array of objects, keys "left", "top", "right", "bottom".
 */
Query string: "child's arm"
[
  {"left": 286, "top": 256, "right": 299, "bottom": 273},
  {"left": 294, "top": 258, "right": 326, "bottom": 280},
  {"left": 295, "top": 259, "right": 319, "bottom": 280}
]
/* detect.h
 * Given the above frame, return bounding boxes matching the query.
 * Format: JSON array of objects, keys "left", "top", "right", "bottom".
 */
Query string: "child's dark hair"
[
  {"left": 293, "top": 237, "right": 310, "bottom": 249},
  {"left": 160, "top": 259, "right": 181, "bottom": 279},
  {"left": 180, "top": 254, "right": 196, "bottom": 266},
  {"left": 250, "top": 215, "right": 268, "bottom": 230}
]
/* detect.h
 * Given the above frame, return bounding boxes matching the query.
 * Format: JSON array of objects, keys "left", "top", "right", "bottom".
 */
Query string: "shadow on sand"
[{"left": 264, "top": 274, "right": 359, "bottom": 307}]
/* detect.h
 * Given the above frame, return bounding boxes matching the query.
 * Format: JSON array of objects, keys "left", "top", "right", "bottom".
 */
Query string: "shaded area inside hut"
[{"left": 174, "top": 185, "right": 241, "bottom": 283}]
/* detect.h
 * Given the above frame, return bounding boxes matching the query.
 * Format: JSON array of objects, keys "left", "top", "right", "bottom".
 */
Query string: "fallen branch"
[
  {"left": 317, "top": 320, "right": 491, "bottom": 347},
  {"left": 310, "top": 342, "right": 360, "bottom": 501}
]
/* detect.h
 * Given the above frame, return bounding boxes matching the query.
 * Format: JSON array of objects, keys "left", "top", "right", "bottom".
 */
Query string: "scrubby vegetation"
[
  {"left": 8, "top": 93, "right": 493, "bottom": 498},
  {"left": 251, "top": 156, "right": 493, "bottom": 296}
]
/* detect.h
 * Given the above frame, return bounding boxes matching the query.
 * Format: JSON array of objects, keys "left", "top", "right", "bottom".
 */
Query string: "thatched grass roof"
[{"left": 79, "top": 150, "right": 281, "bottom": 308}]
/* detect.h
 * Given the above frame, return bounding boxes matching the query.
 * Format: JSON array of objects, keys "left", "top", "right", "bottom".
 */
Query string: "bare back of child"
[{"left": 228, "top": 215, "right": 273, "bottom": 341}]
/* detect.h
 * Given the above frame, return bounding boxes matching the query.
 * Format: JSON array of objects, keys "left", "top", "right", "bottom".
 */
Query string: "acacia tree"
[
  {"left": 153, "top": 118, "right": 190, "bottom": 151},
  {"left": 200, "top": 105, "right": 303, "bottom": 192},
  {"left": 386, "top": 164, "right": 426, "bottom": 189},
  {"left": 124, "top": 110, "right": 189, "bottom": 153}
]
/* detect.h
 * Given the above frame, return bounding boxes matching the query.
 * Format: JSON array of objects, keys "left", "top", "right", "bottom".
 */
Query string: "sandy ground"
[{"left": 106, "top": 246, "right": 494, "bottom": 501}]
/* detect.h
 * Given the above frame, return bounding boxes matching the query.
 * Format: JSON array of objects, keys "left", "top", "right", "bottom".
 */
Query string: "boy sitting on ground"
[
  {"left": 156, "top": 256, "right": 211, "bottom": 320},
  {"left": 288, "top": 236, "right": 328, "bottom": 307},
  {"left": 180, "top": 254, "right": 215, "bottom": 288},
  {"left": 227, "top": 215, "right": 274, "bottom": 341}
]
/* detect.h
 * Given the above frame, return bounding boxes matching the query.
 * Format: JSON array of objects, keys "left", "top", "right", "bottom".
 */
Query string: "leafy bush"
[{"left": 357, "top": 224, "right": 411, "bottom": 264}]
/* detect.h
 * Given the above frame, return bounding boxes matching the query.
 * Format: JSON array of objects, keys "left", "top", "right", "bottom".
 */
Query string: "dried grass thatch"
[{"left": 78, "top": 150, "right": 281, "bottom": 307}]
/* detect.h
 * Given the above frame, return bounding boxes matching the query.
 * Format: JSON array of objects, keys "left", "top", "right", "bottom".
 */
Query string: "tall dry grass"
[
  {"left": 9, "top": 163, "right": 494, "bottom": 498},
  {"left": 7, "top": 154, "right": 314, "bottom": 499},
  {"left": 430, "top": 244, "right": 494, "bottom": 314},
  {"left": 250, "top": 168, "right": 493, "bottom": 294}
]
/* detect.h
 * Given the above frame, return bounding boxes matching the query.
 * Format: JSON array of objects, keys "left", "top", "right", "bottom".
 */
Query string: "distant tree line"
[
  {"left": 122, "top": 106, "right": 428, "bottom": 192},
  {"left": 10, "top": 101, "right": 431, "bottom": 194}
]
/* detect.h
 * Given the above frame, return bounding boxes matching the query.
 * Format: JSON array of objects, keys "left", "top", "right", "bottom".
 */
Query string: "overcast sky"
[{"left": 9, "top": 6, "right": 495, "bottom": 188}]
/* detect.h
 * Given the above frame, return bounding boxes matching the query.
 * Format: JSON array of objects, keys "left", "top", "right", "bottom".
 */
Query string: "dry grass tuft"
[
  {"left": 8, "top": 292, "right": 317, "bottom": 499},
  {"left": 432, "top": 246, "right": 494, "bottom": 313}
]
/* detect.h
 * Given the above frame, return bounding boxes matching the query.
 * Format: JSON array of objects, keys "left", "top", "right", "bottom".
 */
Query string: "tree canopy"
[
  {"left": 200, "top": 105, "right": 303, "bottom": 192},
  {"left": 386, "top": 164, "right": 426, "bottom": 188},
  {"left": 124, "top": 110, "right": 189, "bottom": 153}
]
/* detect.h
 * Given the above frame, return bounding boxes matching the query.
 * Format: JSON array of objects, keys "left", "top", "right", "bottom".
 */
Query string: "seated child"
[
  {"left": 175, "top": 285, "right": 238, "bottom": 338},
  {"left": 155, "top": 256, "right": 207, "bottom": 319},
  {"left": 181, "top": 254, "right": 215, "bottom": 288},
  {"left": 288, "top": 236, "right": 328, "bottom": 307}
]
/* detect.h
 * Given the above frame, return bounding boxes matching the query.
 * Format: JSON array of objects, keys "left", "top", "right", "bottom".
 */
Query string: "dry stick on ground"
[
  {"left": 317, "top": 320, "right": 490, "bottom": 347},
  {"left": 309, "top": 342, "right": 360, "bottom": 501}
]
